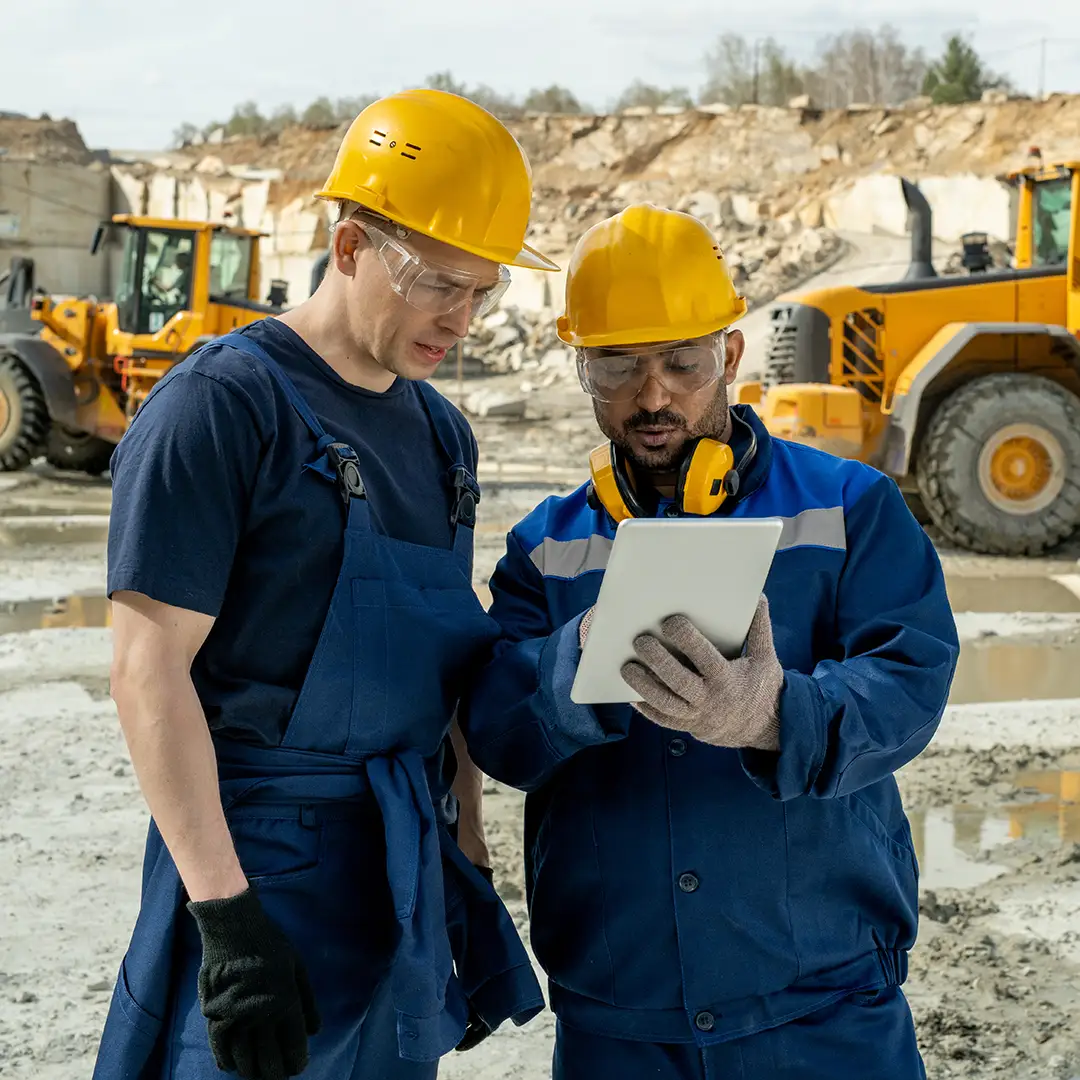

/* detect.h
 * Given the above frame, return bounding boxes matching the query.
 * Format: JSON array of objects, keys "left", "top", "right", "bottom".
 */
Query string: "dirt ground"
[{"left": 1, "top": 413, "right": 1080, "bottom": 1080}]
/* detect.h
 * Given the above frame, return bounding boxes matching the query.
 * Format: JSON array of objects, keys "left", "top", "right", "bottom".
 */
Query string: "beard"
[{"left": 594, "top": 381, "right": 731, "bottom": 475}]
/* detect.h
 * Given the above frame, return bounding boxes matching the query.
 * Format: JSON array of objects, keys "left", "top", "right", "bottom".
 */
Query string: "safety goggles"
[
  {"left": 353, "top": 219, "right": 511, "bottom": 320},
  {"left": 577, "top": 334, "right": 726, "bottom": 403}
]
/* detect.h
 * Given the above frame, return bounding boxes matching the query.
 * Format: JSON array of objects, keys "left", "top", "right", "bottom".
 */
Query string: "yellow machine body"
[
  {"left": 734, "top": 161, "right": 1080, "bottom": 556},
  {"left": 32, "top": 215, "right": 281, "bottom": 442},
  {"left": 0, "top": 214, "right": 290, "bottom": 475}
]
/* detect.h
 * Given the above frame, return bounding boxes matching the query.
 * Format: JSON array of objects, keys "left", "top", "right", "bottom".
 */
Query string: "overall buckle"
[
  {"left": 325, "top": 443, "right": 366, "bottom": 504},
  {"left": 449, "top": 465, "right": 479, "bottom": 529}
]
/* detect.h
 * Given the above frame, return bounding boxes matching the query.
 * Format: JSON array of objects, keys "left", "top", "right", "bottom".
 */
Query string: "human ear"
[
  {"left": 332, "top": 220, "right": 365, "bottom": 277},
  {"left": 723, "top": 329, "right": 745, "bottom": 385}
]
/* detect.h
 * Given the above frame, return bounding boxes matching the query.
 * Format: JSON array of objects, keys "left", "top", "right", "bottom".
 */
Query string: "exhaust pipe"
[
  {"left": 900, "top": 178, "right": 937, "bottom": 281},
  {"left": 310, "top": 251, "right": 330, "bottom": 297},
  {"left": 1, "top": 256, "right": 36, "bottom": 309}
]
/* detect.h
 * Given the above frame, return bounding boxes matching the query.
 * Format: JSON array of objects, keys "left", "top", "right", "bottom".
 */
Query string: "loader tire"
[
  {"left": 45, "top": 425, "right": 115, "bottom": 476},
  {"left": 916, "top": 373, "right": 1080, "bottom": 556},
  {"left": 0, "top": 352, "right": 49, "bottom": 472}
]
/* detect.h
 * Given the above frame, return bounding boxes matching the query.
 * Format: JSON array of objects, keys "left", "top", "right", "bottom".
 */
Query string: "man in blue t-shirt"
[
  {"left": 459, "top": 204, "right": 960, "bottom": 1079},
  {"left": 95, "top": 90, "right": 558, "bottom": 1080}
]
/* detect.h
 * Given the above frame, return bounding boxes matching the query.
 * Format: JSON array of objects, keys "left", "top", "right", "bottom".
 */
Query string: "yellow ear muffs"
[
  {"left": 586, "top": 443, "right": 648, "bottom": 522},
  {"left": 676, "top": 438, "right": 737, "bottom": 516},
  {"left": 587, "top": 421, "right": 755, "bottom": 522}
]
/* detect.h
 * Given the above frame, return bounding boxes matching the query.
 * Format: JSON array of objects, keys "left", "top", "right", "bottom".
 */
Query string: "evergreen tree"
[{"left": 923, "top": 34, "right": 1009, "bottom": 104}]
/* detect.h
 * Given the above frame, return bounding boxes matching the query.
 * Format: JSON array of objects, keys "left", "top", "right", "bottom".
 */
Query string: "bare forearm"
[
  {"left": 114, "top": 665, "right": 247, "bottom": 902},
  {"left": 450, "top": 719, "right": 490, "bottom": 867}
]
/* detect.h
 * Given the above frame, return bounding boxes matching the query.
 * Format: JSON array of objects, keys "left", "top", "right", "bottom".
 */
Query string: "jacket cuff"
[
  {"left": 740, "top": 670, "right": 826, "bottom": 800},
  {"left": 536, "top": 614, "right": 632, "bottom": 759}
]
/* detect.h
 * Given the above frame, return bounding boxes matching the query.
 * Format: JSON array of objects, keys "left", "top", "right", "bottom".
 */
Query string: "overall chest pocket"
[{"left": 349, "top": 574, "right": 499, "bottom": 756}]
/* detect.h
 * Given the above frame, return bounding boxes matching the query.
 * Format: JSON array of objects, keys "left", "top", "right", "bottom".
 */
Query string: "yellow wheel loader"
[
  {"left": 737, "top": 161, "right": 1080, "bottom": 556},
  {"left": 0, "top": 216, "right": 290, "bottom": 475}
]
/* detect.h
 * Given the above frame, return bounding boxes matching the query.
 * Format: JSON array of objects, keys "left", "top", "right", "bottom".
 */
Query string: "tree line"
[{"left": 172, "top": 28, "right": 1014, "bottom": 147}]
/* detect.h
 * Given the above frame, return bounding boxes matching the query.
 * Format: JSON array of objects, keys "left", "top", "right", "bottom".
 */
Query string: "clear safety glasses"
[
  {"left": 354, "top": 219, "right": 511, "bottom": 320},
  {"left": 577, "top": 334, "right": 727, "bottom": 403}
]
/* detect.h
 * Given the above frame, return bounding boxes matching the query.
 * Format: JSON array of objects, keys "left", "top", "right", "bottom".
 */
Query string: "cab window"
[
  {"left": 209, "top": 233, "right": 254, "bottom": 302},
  {"left": 1033, "top": 178, "right": 1072, "bottom": 267},
  {"left": 115, "top": 228, "right": 196, "bottom": 335}
]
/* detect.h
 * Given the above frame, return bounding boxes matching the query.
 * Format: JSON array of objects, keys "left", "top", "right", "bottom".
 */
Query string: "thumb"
[{"left": 745, "top": 594, "right": 777, "bottom": 663}]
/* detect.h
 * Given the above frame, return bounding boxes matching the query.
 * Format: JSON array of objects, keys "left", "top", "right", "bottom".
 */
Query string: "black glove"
[
  {"left": 186, "top": 885, "right": 321, "bottom": 1080},
  {"left": 454, "top": 864, "right": 496, "bottom": 1052},
  {"left": 456, "top": 1003, "right": 493, "bottom": 1052}
]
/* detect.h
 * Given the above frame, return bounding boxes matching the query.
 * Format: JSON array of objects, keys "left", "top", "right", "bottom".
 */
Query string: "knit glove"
[
  {"left": 578, "top": 606, "right": 595, "bottom": 648},
  {"left": 619, "top": 594, "right": 784, "bottom": 751},
  {"left": 187, "top": 885, "right": 321, "bottom": 1080}
]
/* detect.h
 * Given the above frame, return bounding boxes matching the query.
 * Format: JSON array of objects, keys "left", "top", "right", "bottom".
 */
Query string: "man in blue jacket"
[{"left": 460, "top": 203, "right": 960, "bottom": 1079}]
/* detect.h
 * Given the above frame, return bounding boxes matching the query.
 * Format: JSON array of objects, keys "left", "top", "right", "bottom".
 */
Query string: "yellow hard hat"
[
  {"left": 556, "top": 203, "right": 747, "bottom": 347},
  {"left": 315, "top": 88, "right": 558, "bottom": 272}
]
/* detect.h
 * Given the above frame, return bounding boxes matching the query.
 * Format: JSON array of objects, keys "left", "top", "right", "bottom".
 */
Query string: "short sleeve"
[{"left": 106, "top": 368, "right": 264, "bottom": 617}]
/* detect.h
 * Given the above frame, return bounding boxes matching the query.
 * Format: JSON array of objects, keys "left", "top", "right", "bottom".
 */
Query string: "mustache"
[{"left": 624, "top": 408, "right": 686, "bottom": 430}]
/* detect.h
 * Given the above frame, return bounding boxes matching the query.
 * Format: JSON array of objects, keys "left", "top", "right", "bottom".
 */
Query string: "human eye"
[{"left": 668, "top": 347, "right": 713, "bottom": 373}]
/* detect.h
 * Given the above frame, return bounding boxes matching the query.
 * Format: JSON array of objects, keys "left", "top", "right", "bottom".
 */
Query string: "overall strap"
[
  {"left": 415, "top": 380, "right": 480, "bottom": 531},
  {"left": 219, "top": 331, "right": 365, "bottom": 505}
]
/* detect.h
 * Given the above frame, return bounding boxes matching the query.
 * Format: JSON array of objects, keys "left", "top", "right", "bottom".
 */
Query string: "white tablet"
[{"left": 569, "top": 516, "right": 784, "bottom": 705}]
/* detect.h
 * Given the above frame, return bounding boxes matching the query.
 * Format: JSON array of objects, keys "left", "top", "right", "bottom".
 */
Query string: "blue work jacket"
[{"left": 459, "top": 405, "right": 960, "bottom": 1046}]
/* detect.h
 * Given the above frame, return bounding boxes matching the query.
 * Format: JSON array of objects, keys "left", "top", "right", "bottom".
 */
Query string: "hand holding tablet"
[{"left": 570, "top": 517, "right": 784, "bottom": 706}]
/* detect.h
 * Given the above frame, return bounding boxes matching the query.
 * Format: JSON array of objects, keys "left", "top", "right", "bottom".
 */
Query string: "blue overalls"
[{"left": 92, "top": 334, "right": 544, "bottom": 1079}]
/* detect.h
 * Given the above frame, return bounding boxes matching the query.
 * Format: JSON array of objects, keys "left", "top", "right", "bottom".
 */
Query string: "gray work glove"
[
  {"left": 578, "top": 606, "right": 595, "bottom": 648},
  {"left": 619, "top": 594, "right": 784, "bottom": 751}
]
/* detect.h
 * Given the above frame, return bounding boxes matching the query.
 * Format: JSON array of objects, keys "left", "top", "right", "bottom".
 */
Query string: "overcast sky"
[{"left": 4, "top": 0, "right": 1079, "bottom": 150}]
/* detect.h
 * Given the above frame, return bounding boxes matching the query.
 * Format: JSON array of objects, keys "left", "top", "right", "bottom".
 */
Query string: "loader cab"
[
  {"left": 101, "top": 219, "right": 261, "bottom": 336},
  {"left": 113, "top": 225, "right": 197, "bottom": 335},
  {"left": 1010, "top": 161, "right": 1078, "bottom": 271}
]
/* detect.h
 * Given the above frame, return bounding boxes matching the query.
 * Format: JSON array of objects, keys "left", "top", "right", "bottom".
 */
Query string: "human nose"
[
  {"left": 634, "top": 371, "right": 672, "bottom": 413},
  {"left": 437, "top": 298, "right": 472, "bottom": 339}
]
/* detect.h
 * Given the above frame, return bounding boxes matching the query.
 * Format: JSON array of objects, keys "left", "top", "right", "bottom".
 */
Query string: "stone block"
[{"left": 463, "top": 389, "right": 528, "bottom": 419}]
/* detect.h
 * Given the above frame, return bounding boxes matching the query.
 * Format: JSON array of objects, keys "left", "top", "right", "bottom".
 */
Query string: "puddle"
[
  {"left": 0, "top": 594, "right": 111, "bottom": 633},
  {"left": 908, "top": 768, "right": 1080, "bottom": 889},
  {"left": 949, "top": 640, "right": 1080, "bottom": 705},
  {"left": 944, "top": 573, "right": 1080, "bottom": 614},
  {"left": 908, "top": 805, "right": 1012, "bottom": 888}
]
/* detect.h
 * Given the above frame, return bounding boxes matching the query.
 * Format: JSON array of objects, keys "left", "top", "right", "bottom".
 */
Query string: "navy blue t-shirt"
[{"left": 106, "top": 318, "right": 478, "bottom": 744}]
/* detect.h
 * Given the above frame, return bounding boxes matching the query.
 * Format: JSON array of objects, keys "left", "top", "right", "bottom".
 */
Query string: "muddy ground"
[{"left": 2, "top": 400, "right": 1080, "bottom": 1080}]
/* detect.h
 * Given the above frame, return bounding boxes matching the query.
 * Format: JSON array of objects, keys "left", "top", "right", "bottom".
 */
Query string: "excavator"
[
  {"left": 736, "top": 156, "right": 1080, "bottom": 557},
  {"left": 0, "top": 215, "right": 290, "bottom": 475}
]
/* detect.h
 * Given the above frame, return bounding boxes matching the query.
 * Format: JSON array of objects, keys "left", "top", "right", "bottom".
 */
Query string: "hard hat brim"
[
  {"left": 314, "top": 189, "right": 560, "bottom": 272},
  {"left": 556, "top": 301, "right": 748, "bottom": 348},
  {"left": 514, "top": 241, "right": 560, "bottom": 272}
]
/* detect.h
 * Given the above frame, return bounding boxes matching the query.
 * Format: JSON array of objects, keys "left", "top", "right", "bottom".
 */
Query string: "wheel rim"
[
  {"left": 0, "top": 387, "right": 10, "bottom": 439},
  {"left": 977, "top": 423, "right": 1066, "bottom": 515}
]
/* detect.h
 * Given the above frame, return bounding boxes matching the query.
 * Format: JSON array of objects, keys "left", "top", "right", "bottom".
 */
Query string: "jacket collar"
[{"left": 723, "top": 403, "right": 773, "bottom": 508}]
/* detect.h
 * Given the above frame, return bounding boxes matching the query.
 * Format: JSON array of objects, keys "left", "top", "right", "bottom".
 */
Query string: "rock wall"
[
  {"left": 0, "top": 116, "right": 95, "bottom": 166},
  {"left": 0, "top": 162, "right": 112, "bottom": 297},
  {"left": 7, "top": 94, "right": 1080, "bottom": 306}
]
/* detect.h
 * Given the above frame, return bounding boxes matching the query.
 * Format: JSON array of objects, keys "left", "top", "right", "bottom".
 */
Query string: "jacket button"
[
  {"left": 695, "top": 1010, "right": 715, "bottom": 1032},
  {"left": 668, "top": 738, "right": 687, "bottom": 757},
  {"left": 678, "top": 872, "right": 699, "bottom": 893}
]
